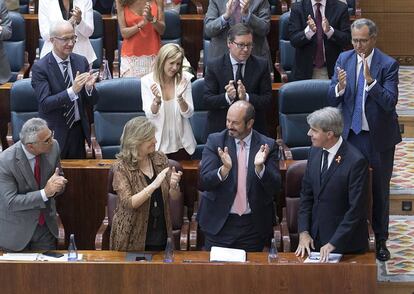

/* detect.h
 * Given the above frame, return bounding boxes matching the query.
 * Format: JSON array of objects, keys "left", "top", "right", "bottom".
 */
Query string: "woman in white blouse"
[
  {"left": 38, "top": 0, "right": 97, "bottom": 65},
  {"left": 141, "top": 43, "right": 196, "bottom": 160}
]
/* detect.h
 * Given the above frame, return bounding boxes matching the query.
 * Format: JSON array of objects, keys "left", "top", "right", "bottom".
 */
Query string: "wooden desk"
[{"left": 0, "top": 251, "right": 377, "bottom": 294}]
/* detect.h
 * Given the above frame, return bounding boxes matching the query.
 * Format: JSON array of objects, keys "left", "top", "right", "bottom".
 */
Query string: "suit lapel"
[
  {"left": 319, "top": 141, "right": 347, "bottom": 195},
  {"left": 368, "top": 49, "right": 381, "bottom": 85},
  {"left": 347, "top": 52, "right": 358, "bottom": 111},
  {"left": 247, "top": 131, "right": 260, "bottom": 194},
  {"left": 224, "top": 54, "right": 235, "bottom": 82},
  {"left": 225, "top": 133, "right": 238, "bottom": 186},
  {"left": 15, "top": 143, "right": 38, "bottom": 190},
  {"left": 314, "top": 148, "right": 323, "bottom": 196},
  {"left": 305, "top": 0, "right": 315, "bottom": 19},
  {"left": 48, "top": 53, "right": 66, "bottom": 91}
]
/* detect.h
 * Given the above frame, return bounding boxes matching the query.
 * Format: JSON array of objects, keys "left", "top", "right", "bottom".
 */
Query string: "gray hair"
[
  {"left": 20, "top": 118, "right": 49, "bottom": 144},
  {"left": 307, "top": 107, "right": 343, "bottom": 137},
  {"left": 351, "top": 18, "right": 378, "bottom": 37},
  {"left": 49, "top": 20, "right": 73, "bottom": 38}
]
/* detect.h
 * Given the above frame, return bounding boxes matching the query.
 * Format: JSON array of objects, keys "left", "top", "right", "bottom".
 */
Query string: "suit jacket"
[
  {"left": 0, "top": 0, "right": 12, "bottom": 84},
  {"left": 197, "top": 129, "right": 281, "bottom": 238},
  {"left": 327, "top": 49, "right": 401, "bottom": 152},
  {"left": 204, "top": 53, "right": 272, "bottom": 140},
  {"left": 204, "top": 0, "right": 272, "bottom": 69},
  {"left": 298, "top": 140, "right": 369, "bottom": 253},
  {"left": 39, "top": 0, "right": 97, "bottom": 64},
  {"left": 289, "top": 0, "right": 351, "bottom": 80},
  {"left": 31, "top": 52, "right": 99, "bottom": 153},
  {"left": 0, "top": 140, "right": 61, "bottom": 251}
]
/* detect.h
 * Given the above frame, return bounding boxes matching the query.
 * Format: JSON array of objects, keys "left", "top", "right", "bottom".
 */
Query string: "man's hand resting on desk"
[{"left": 295, "top": 231, "right": 314, "bottom": 258}]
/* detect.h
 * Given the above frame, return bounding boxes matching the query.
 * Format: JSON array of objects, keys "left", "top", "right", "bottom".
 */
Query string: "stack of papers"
[
  {"left": 210, "top": 246, "right": 246, "bottom": 262},
  {"left": 304, "top": 252, "right": 342, "bottom": 263},
  {"left": 0, "top": 253, "right": 83, "bottom": 261}
]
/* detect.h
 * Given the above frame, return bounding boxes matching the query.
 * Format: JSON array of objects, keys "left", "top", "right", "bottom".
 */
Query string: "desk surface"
[{"left": 0, "top": 251, "right": 377, "bottom": 294}]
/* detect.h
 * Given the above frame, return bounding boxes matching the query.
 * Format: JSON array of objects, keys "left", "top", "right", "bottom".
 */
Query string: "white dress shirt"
[{"left": 321, "top": 136, "right": 343, "bottom": 171}]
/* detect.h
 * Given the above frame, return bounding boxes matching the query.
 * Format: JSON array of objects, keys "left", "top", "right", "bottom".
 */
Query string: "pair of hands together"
[
  {"left": 150, "top": 79, "right": 189, "bottom": 105},
  {"left": 44, "top": 168, "right": 68, "bottom": 197},
  {"left": 72, "top": 70, "right": 99, "bottom": 94},
  {"left": 225, "top": 80, "right": 246, "bottom": 101},
  {"left": 149, "top": 166, "right": 183, "bottom": 191},
  {"left": 218, "top": 144, "right": 270, "bottom": 176},
  {"left": 69, "top": 6, "right": 82, "bottom": 26},
  {"left": 295, "top": 231, "right": 336, "bottom": 263},
  {"left": 306, "top": 14, "right": 330, "bottom": 34},
  {"left": 337, "top": 53, "right": 374, "bottom": 93},
  {"left": 135, "top": 1, "right": 156, "bottom": 29},
  {"left": 224, "top": 0, "right": 250, "bottom": 19}
]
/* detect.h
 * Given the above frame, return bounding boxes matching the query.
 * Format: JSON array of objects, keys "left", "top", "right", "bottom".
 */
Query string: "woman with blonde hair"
[
  {"left": 110, "top": 116, "right": 182, "bottom": 251},
  {"left": 117, "top": 0, "right": 165, "bottom": 78},
  {"left": 141, "top": 43, "right": 196, "bottom": 160}
]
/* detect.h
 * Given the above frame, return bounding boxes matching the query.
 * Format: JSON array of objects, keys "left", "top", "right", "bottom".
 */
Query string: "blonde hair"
[
  {"left": 153, "top": 43, "right": 185, "bottom": 85},
  {"left": 116, "top": 116, "right": 156, "bottom": 166}
]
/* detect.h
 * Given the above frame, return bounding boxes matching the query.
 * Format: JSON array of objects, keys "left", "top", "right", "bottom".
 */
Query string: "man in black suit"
[
  {"left": 198, "top": 101, "right": 281, "bottom": 252},
  {"left": 204, "top": 23, "right": 272, "bottom": 141},
  {"left": 296, "top": 107, "right": 369, "bottom": 262},
  {"left": 289, "top": 0, "right": 351, "bottom": 80},
  {"left": 31, "top": 20, "right": 99, "bottom": 159}
]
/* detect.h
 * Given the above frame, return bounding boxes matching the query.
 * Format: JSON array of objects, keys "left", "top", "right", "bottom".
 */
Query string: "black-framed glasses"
[
  {"left": 232, "top": 41, "right": 253, "bottom": 50},
  {"left": 54, "top": 35, "right": 78, "bottom": 44}
]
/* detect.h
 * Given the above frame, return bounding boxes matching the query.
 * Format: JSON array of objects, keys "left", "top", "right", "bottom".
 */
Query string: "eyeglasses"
[
  {"left": 231, "top": 41, "right": 253, "bottom": 50},
  {"left": 54, "top": 35, "right": 78, "bottom": 44},
  {"left": 351, "top": 38, "right": 370, "bottom": 45},
  {"left": 30, "top": 131, "right": 54, "bottom": 145}
]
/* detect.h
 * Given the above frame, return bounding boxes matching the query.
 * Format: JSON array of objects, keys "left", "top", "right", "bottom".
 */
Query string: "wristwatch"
[{"left": 151, "top": 17, "right": 157, "bottom": 24}]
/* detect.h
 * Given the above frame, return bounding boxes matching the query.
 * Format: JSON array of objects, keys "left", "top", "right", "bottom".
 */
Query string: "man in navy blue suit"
[
  {"left": 32, "top": 20, "right": 99, "bottom": 159},
  {"left": 198, "top": 100, "right": 280, "bottom": 252},
  {"left": 327, "top": 18, "right": 401, "bottom": 261},
  {"left": 296, "top": 107, "right": 369, "bottom": 262}
]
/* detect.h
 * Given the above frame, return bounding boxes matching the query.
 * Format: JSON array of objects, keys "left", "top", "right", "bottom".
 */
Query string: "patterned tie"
[
  {"left": 320, "top": 150, "right": 329, "bottom": 184},
  {"left": 314, "top": 3, "right": 324, "bottom": 68},
  {"left": 233, "top": 0, "right": 242, "bottom": 24},
  {"left": 351, "top": 62, "right": 365, "bottom": 134},
  {"left": 61, "top": 61, "right": 76, "bottom": 129},
  {"left": 34, "top": 155, "right": 45, "bottom": 226},
  {"left": 234, "top": 140, "right": 247, "bottom": 215}
]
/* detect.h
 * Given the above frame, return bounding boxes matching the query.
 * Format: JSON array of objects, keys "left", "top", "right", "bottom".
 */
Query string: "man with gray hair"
[
  {"left": 328, "top": 18, "right": 400, "bottom": 261},
  {"left": 0, "top": 118, "right": 67, "bottom": 251},
  {"left": 296, "top": 106, "right": 369, "bottom": 262}
]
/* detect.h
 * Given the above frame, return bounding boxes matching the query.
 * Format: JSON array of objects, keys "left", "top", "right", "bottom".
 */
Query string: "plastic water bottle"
[
  {"left": 268, "top": 238, "right": 278, "bottom": 263},
  {"left": 67, "top": 234, "right": 78, "bottom": 261},
  {"left": 164, "top": 237, "right": 174, "bottom": 263}
]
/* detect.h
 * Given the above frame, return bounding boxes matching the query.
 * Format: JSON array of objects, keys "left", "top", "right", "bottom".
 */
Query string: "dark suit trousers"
[
  {"left": 348, "top": 130, "right": 395, "bottom": 240},
  {"left": 60, "top": 121, "right": 86, "bottom": 159},
  {"left": 203, "top": 214, "right": 266, "bottom": 252}
]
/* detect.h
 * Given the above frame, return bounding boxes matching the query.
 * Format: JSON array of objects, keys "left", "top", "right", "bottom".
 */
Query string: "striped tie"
[{"left": 61, "top": 61, "right": 76, "bottom": 128}]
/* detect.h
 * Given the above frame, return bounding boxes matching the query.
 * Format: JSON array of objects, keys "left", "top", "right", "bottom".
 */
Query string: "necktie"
[
  {"left": 61, "top": 61, "right": 76, "bottom": 129},
  {"left": 235, "top": 63, "right": 243, "bottom": 83},
  {"left": 233, "top": 0, "right": 242, "bottom": 24},
  {"left": 320, "top": 150, "right": 329, "bottom": 184},
  {"left": 34, "top": 155, "right": 45, "bottom": 226},
  {"left": 351, "top": 62, "right": 365, "bottom": 134},
  {"left": 234, "top": 140, "right": 247, "bottom": 215},
  {"left": 314, "top": 3, "right": 324, "bottom": 68}
]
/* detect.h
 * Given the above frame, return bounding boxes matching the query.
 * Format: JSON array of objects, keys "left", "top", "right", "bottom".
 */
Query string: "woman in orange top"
[{"left": 117, "top": 0, "right": 165, "bottom": 78}]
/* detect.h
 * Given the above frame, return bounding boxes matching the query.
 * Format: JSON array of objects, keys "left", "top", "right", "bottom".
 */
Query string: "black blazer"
[
  {"left": 31, "top": 52, "right": 99, "bottom": 151},
  {"left": 289, "top": 0, "right": 351, "bottom": 80},
  {"left": 197, "top": 129, "right": 281, "bottom": 238},
  {"left": 298, "top": 140, "right": 369, "bottom": 253},
  {"left": 203, "top": 54, "right": 272, "bottom": 140}
]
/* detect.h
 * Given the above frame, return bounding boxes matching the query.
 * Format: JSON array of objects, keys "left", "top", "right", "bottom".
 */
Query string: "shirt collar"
[
  {"left": 52, "top": 51, "right": 70, "bottom": 64},
  {"left": 229, "top": 54, "right": 246, "bottom": 66},
  {"left": 22, "top": 143, "right": 36, "bottom": 161},
  {"left": 324, "top": 136, "right": 343, "bottom": 155},
  {"left": 235, "top": 130, "right": 253, "bottom": 147},
  {"left": 312, "top": 0, "right": 326, "bottom": 7},
  {"left": 357, "top": 48, "right": 375, "bottom": 67}
]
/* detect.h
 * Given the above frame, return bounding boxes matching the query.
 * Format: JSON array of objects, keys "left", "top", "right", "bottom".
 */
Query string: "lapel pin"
[{"left": 335, "top": 155, "right": 342, "bottom": 164}]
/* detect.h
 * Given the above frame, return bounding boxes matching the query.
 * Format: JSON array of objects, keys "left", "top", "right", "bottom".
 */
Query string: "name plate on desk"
[{"left": 210, "top": 246, "right": 246, "bottom": 262}]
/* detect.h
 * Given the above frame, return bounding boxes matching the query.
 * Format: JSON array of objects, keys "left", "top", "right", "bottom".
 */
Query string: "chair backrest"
[
  {"left": 189, "top": 78, "right": 207, "bottom": 159},
  {"left": 10, "top": 78, "right": 38, "bottom": 143},
  {"left": 94, "top": 78, "right": 145, "bottom": 158},
  {"left": 278, "top": 11, "right": 295, "bottom": 81},
  {"left": 278, "top": 79, "right": 330, "bottom": 160},
  {"left": 161, "top": 10, "right": 181, "bottom": 46},
  {"left": 91, "top": 10, "right": 104, "bottom": 69},
  {"left": 4, "top": 11, "right": 25, "bottom": 82}
]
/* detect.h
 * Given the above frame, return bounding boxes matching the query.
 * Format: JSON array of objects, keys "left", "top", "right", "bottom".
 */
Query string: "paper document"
[
  {"left": 210, "top": 246, "right": 246, "bottom": 262},
  {"left": 0, "top": 253, "right": 83, "bottom": 261},
  {"left": 304, "top": 252, "right": 342, "bottom": 263}
]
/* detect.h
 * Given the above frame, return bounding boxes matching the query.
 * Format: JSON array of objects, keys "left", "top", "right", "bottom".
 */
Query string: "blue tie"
[{"left": 351, "top": 62, "right": 364, "bottom": 134}]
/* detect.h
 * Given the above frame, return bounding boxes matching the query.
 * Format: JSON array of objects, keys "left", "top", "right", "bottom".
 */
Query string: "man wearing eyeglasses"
[
  {"left": 204, "top": 23, "right": 272, "bottom": 141},
  {"left": 289, "top": 0, "right": 351, "bottom": 81},
  {"left": 31, "top": 20, "right": 99, "bottom": 159},
  {"left": 0, "top": 118, "right": 68, "bottom": 251},
  {"left": 328, "top": 18, "right": 400, "bottom": 261}
]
